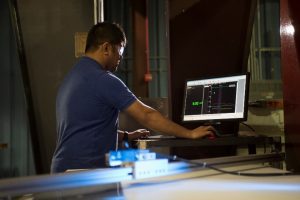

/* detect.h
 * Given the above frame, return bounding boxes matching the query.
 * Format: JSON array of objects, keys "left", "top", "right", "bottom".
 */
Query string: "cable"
[
  {"left": 158, "top": 153, "right": 294, "bottom": 177},
  {"left": 240, "top": 122, "right": 256, "bottom": 132}
]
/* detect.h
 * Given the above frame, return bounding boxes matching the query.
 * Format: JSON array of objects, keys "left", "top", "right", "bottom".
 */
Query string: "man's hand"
[
  {"left": 128, "top": 129, "right": 150, "bottom": 141},
  {"left": 189, "top": 125, "right": 216, "bottom": 139}
]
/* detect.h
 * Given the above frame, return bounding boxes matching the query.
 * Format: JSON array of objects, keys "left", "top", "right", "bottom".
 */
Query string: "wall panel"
[{"left": 17, "top": 0, "right": 93, "bottom": 173}]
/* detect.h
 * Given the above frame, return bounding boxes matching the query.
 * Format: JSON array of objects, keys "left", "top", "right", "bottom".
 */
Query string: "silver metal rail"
[{"left": 0, "top": 153, "right": 285, "bottom": 198}]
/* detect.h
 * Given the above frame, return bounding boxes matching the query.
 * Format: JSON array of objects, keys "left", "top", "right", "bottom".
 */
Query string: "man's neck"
[{"left": 85, "top": 52, "right": 106, "bottom": 70}]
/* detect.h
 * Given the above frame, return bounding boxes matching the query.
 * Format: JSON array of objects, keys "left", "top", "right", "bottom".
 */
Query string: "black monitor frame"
[{"left": 182, "top": 73, "right": 250, "bottom": 124}]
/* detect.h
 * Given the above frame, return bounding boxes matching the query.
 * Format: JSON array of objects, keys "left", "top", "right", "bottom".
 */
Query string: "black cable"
[
  {"left": 159, "top": 154, "right": 293, "bottom": 177},
  {"left": 240, "top": 122, "right": 256, "bottom": 132}
]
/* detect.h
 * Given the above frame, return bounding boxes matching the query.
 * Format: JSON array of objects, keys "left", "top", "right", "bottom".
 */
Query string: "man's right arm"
[{"left": 123, "top": 99, "right": 215, "bottom": 139}]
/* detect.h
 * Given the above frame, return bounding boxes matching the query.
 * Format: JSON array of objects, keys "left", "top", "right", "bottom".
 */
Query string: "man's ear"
[{"left": 101, "top": 42, "right": 110, "bottom": 55}]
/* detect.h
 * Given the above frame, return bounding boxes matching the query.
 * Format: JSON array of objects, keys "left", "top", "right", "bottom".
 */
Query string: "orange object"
[{"left": 144, "top": 73, "right": 152, "bottom": 82}]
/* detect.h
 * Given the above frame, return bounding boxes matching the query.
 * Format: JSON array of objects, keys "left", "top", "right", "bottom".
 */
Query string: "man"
[{"left": 51, "top": 22, "right": 215, "bottom": 173}]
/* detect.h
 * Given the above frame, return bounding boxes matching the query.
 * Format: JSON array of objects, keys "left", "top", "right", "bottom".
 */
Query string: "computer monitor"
[{"left": 182, "top": 73, "right": 249, "bottom": 123}]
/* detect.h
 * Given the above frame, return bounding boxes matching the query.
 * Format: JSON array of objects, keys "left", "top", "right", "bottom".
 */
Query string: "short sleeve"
[{"left": 95, "top": 72, "right": 137, "bottom": 111}]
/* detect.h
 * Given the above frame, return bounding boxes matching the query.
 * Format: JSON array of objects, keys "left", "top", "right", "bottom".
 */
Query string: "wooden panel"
[
  {"left": 169, "top": 0, "right": 256, "bottom": 129},
  {"left": 280, "top": 0, "right": 300, "bottom": 172}
]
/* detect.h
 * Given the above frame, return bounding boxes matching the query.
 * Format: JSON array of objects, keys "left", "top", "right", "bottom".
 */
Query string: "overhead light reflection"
[{"left": 281, "top": 23, "right": 295, "bottom": 36}]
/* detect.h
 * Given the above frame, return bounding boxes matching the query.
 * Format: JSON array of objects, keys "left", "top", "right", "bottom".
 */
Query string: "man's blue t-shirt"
[{"left": 51, "top": 57, "right": 137, "bottom": 173}]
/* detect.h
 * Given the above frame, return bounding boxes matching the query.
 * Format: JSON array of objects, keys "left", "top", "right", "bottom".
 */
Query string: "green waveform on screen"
[{"left": 192, "top": 101, "right": 203, "bottom": 106}]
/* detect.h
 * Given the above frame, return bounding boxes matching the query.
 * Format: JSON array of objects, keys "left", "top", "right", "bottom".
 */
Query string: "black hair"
[{"left": 85, "top": 22, "right": 126, "bottom": 53}]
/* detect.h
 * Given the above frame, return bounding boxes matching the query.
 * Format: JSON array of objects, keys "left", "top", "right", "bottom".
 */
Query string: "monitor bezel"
[{"left": 181, "top": 72, "right": 250, "bottom": 123}]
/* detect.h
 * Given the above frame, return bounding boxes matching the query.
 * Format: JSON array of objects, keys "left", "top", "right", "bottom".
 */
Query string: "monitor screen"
[{"left": 182, "top": 73, "right": 249, "bottom": 123}]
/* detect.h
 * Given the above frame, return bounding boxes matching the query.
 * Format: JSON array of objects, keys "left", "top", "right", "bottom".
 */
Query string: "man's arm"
[
  {"left": 117, "top": 129, "right": 150, "bottom": 142},
  {"left": 124, "top": 99, "right": 215, "bottom": 139}
]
